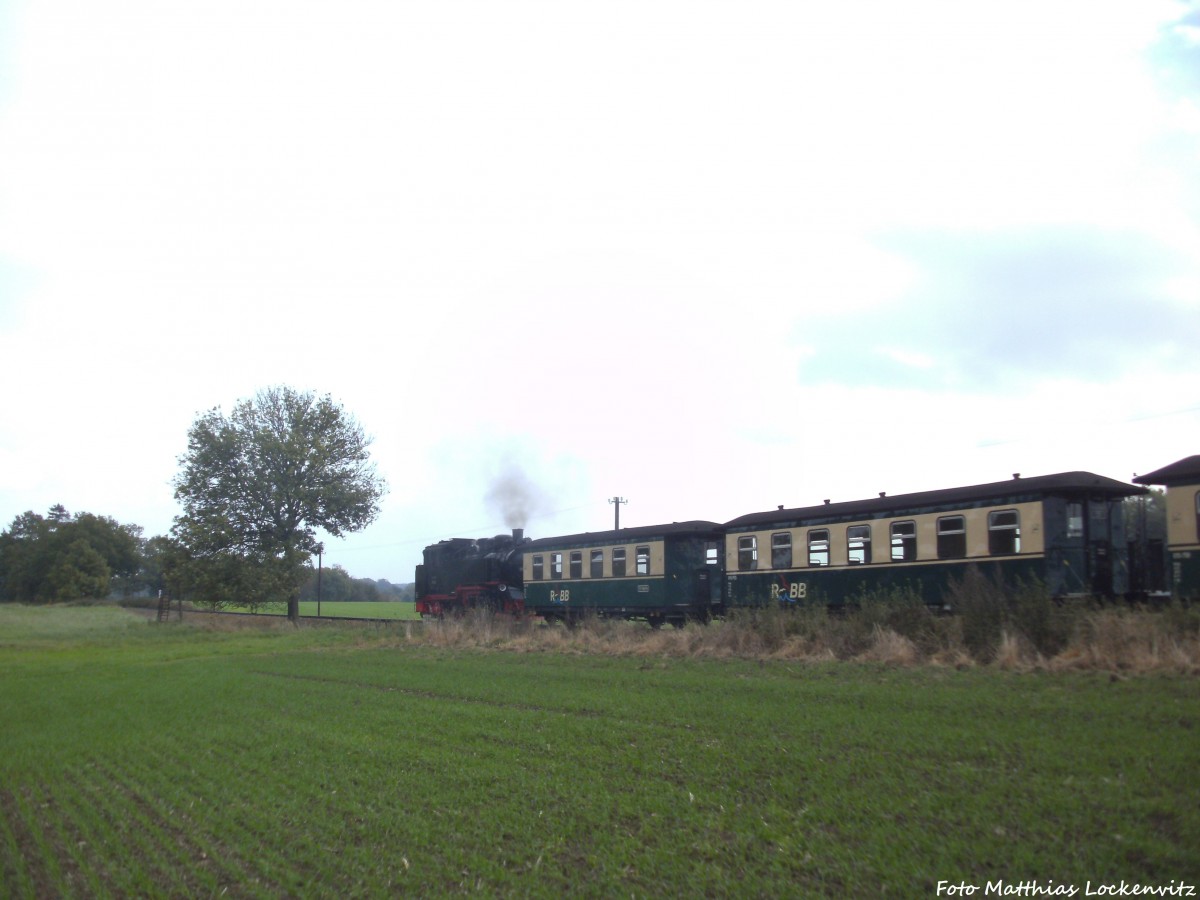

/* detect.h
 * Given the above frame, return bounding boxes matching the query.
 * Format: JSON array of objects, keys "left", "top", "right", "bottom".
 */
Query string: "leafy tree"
[
  {"left": 0, "top": 507, "right": 141, "bottom": 602},
  {"left": 129, "top": 534, "right": 176, "bottom": 598},
  {"left": 0, "top": 512, "right": 50, "bottom": 601},
  {"left": 70, "top": 514, "right": 140, "bottom": 580},
  {"left": 44, "top": 539, "right": 111, "bottom": 601},
  {"left": 168, "top": 544, "right": 295, "bottom": 612},
  {"left": 299, "top": 563, "right": 354, "bottom": 603},
  {"left": 171, "top": 387, "right": 387, "bottom": 620},
  {"left": 349, "top": 577, "right": 382, "bottom": 603},
  {"left": 298, "top": 565, "right": 385, "bottom": 603}
]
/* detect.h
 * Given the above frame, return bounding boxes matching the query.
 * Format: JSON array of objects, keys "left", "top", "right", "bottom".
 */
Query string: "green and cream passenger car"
[
  {"left": 723, "top": 472, "right": 1144, "bottom": 608},
  {"left": 522, "top": 522, "right": 722, "bottom": 625}
]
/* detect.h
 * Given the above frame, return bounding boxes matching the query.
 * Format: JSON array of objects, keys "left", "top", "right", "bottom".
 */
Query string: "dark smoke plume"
[{"left": 485, "top": 460, "right": 548, "bottom": 528}]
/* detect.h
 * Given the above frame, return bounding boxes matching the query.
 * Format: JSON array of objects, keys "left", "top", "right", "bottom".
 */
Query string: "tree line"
[
  {"left": 298, "top": 566, "right": 413, "bottom": 604},
  {"left": 0, "top": 509, "right": 411, "bottom": 606},
  {"left": 0, "top": 387, "right": 392, "bottom": 617},
  {"left": 0, "top": 505, "right": 155, "bottom": 602}
]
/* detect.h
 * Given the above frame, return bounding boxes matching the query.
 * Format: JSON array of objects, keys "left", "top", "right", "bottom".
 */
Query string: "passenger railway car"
[
  {"left": 1135, "top": 456, "right": 1200, "bottom": 601},
  {"left": 521, "top": 521, "right": 722, "bottom": 626},
  {"left": 414, "top": 467, "right": 1166, "bottom": 620},
  {"left": 723, "top": 472, "right": 1145, "bottom": 608}
]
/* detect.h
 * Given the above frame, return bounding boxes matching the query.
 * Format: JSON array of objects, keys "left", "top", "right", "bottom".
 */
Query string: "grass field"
[{"left": 1, "top": 605, "right": 1198, "bottom": 897}]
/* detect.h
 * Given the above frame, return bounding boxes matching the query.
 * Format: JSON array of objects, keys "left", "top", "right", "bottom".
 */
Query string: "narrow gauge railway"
[
  {"left": 416, "top": 457, "right": 1198, "bottom": 623},
  {"left": 178, "top": 607, "right": 423, "bottom": 625}
]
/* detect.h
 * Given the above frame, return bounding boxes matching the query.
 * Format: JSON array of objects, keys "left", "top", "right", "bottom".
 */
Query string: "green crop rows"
[{"left": 2, "top": 606, "right": 1198, "bottom": 897}]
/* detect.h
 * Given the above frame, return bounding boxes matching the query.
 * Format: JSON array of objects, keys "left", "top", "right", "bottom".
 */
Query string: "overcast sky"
[{"left": 1, "top": 0, "right": 1198, "bottom": 583}]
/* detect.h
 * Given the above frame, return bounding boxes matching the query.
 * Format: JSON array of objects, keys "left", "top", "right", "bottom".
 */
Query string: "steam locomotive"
[
  {"left": 415, "top": 456, "right": 1199, "bottom": 622},
  {"left": 414, "top": 529, "right": 528, "bottom": 617}
]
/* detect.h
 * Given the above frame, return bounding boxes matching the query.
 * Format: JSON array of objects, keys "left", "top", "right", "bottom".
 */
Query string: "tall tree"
[
  {"left": 69, "top": 514, "right": 140, "bottom": 580},
  {"left": 0, "top": 512, "right": 50, "bottom": 601},
  {"left": 44, "top": 540, "right": 111, "bottom": 601},
  {"left": 0, "top": 508, "right": 140, "bottom": 603},
  {"left": 172, "top": 387, "right": 387, "bottom": 621}
]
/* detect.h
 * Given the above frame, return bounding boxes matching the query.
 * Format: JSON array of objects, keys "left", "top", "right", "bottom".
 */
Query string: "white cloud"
[{"left": 1, "top": 0, "right": 1197, "bottom": 580}]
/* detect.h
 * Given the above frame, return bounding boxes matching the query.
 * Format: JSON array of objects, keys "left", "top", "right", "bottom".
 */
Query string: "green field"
[{"left": 1, "top": 606, "right": 1198, "bottom": 897}]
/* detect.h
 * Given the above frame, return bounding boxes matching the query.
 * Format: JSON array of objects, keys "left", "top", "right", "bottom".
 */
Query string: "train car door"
[
  {"left": 692, "top": 566, "right": 724, "bottom": 617},
  {"left": 1089, "top": 541, "right": 1113, "bottom": 596}
]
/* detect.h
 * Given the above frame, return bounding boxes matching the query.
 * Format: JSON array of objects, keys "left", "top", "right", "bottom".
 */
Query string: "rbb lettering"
[{"left": 770, "top": 583, "right": 808, "bottom": 600}]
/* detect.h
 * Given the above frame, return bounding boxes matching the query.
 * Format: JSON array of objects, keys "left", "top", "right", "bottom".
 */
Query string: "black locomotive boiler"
[{"left": 414, "top": 529, "right": 529, "bottom": 617}]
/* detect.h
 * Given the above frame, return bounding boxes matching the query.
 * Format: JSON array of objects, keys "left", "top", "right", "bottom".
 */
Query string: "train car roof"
[
  {"left": 524, "top": 520, "right": 722, "bottom": 550},
  {"left": 725, "top": 471, "right": 1145, "bottom": 530},
  {"left": 1133, "top": 455, "right": 1200, "bottom": 486}
]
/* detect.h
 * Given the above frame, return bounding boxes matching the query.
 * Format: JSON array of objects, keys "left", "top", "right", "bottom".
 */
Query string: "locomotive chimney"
[{"left": 512, "top": 527, "right": 524, "bottom": 543}]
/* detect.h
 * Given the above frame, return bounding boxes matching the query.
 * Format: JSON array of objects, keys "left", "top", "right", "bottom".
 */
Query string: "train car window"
[
  {"left": 612, "top": 548, "right": 627, "bottom": 577},
  {"left": 771, "top": 533, "right": 792, "bottom": 568},
  {"left": 569, "top": 550, "right": 583, "bottom": 578},
  {"left": 590, "top": 549, "right": 604, "bottom": 578},
  {"left": 890, "top": 521, "right": 917, "bottom": 561},
  {"left": 706, "top": 542, "right": 719, "bottom": 565},
  {"left": 988, "top": 510, "right": 1021, "bottom": 555},
  {"left": 808, "top": 529, "right": 830, "bottom": 567},
  {"left": 937, "top": 516, "right": 966, "bottom": 559},
  {"left": 847, "top": 525, "right": 872, "bottom": 565},
  {"left": 738, "top": 536, "right": 758, "bottom": 571},
  {"left": 1066, "top": 502, "right": 1084, "bottom": 538},
  {"left": 551, "top": 552, "right": 563, "bottom": 579},
  {"left": 532, "top": 555, "right": 544, "bottom": 580},
  {"left": 636, "top": 546, "right": 651, "bottom": 575}
]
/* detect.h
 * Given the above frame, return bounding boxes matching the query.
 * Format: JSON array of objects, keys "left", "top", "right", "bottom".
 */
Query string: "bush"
[
  {"left": 945, "top": 567, "right": 1010, "bottom": 662},
  {"left": 1161, "top": 598, "right": 1200, "bottom": 637},
  {"left": 943, "top": 567, "right": 1080, "bottom": 662},
  {"left": 1009, "top": 583, "right": 1082, "bottom": 659},
  {"left": 328, "top": 583, "right": 1200, "bottom": 671},
  {"left": 847, "top": 585, "right": 947, "bottom": 657}
]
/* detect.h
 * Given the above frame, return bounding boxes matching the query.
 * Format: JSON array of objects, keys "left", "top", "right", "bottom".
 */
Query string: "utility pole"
[
  {"left": 316, "top": 544, "right": 324, "bottom": 617},
  {"left": 609, "top": 496, "right": 628, "bottom": 530}
]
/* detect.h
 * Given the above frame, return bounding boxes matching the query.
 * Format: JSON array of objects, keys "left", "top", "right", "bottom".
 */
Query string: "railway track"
[{"left": 147, "top": 606, "right": 428, "bottom": 626}]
